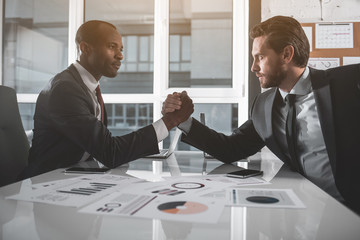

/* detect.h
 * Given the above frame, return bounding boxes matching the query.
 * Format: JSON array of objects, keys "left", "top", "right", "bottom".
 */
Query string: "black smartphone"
[
  {"left": 64, "top": 167, "right": 110, "bottom": 174},
  {"left": 226, "top": 169, "right": 263, "bottom": 179}
]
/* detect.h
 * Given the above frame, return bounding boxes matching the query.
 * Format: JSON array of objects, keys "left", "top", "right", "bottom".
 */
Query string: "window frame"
[{"left": 2, "top": 0, "right": 250, "bottom": 148}]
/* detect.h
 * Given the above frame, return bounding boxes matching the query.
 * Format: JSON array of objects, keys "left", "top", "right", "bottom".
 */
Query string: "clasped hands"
[{"left": 162, "top": 91, "right": 194, "bottom": 130}]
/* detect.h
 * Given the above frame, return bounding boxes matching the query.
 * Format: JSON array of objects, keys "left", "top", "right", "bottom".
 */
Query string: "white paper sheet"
[
  {"left": 125, "top": 177, "right": 227, "bottom": 199},
  {"left": 308, "top": 58, "right": 340, "bottom": 70},
  {"left": 6, "top": 174, "right": 143, "bottom": 207},
  {"left": 79, "top": 191, "right": 226, "bottom": 224},
  {"left": 189, "top": 174, "right": 270, "bottom": 187},
  {"left": 343, "top": 56, "right": 360, "bottom": 65},
  {"left": 226, "top": 188, "right": 305, "bottom": 209},
  {"left": 155, "top": 175, "right": 270, "bottom": 200},
  {"left": 302, "top": 26, "right": 313, "bottom": 52},
  {"left": 315, "top": 23, "right": 353, "bottom": 49}
]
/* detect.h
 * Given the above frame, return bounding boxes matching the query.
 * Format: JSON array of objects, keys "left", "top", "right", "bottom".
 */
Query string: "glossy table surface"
[{"left": 1, "top": 150, "right": 359, "bottom": 240}]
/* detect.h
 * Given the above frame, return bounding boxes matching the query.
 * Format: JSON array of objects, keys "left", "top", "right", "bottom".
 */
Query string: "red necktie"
[{"left": 95, "top": 85, "right": 104, "bottom": 123}]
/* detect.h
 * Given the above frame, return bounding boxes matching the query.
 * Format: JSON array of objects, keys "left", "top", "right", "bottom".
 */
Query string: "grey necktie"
[{"left": 285, "top": 94, "right": 303, "bottom": 174}]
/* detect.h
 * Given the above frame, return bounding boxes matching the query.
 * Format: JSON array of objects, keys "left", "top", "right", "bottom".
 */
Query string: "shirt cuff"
[
  {"left": 152, "top": 119, "right": 169, "bottom": 142},
  {"left": 178, "top": 117, "right": 193, "bottom": 134}
]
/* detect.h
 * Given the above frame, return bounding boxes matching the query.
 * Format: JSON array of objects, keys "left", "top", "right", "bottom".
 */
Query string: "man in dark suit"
[
  {"left": 19, "top": 20, "right": 193, "bottom": 179},
  {"left": 163, "top": 16, "right": 360, "bottom": 215}
]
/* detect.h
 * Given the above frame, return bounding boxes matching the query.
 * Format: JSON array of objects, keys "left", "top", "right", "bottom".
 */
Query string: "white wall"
[{"left": 262, "top": 0, "right": 360, "bottom": 22}]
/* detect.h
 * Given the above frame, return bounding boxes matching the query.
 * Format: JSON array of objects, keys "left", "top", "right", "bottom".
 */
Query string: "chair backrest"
[{"left": 0, "top": 86, "right": 29, "bottom": 187}]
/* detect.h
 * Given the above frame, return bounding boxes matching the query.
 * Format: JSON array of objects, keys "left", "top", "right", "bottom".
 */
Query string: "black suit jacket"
[
  {"left": 20, "top": 64, "right": 159, "bottom": 179},
  {"left": 182, "top": 64, "right": 360, "bottom": 214}
]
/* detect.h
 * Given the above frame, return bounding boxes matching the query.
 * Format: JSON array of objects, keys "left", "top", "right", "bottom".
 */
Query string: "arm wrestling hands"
[{"left": 161, "top": 91, "right": 194, "bottom": 131}]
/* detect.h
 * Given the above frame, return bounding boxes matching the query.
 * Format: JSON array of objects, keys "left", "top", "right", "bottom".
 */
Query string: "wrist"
[{"left": 162, "top": 115, "right": 178, "bottom": 131}]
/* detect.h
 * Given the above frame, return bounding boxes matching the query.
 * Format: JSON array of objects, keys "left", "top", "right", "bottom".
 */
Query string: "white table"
[{"left": 1, "top": 150, "right": 359, "bottom": 240}]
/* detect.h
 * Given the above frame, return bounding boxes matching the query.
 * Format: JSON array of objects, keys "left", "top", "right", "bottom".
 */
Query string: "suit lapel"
[
  {"left": 104, "top": 107, "right": 108, "bottom": 126},
  {"left": 310, "top": 68, "right": 337, "bottom": 175},
  {"left": 264, "top": 90, "right": 275, "bottom": 138},
  {"left": 68, "top": 64, "right": 93, "bottom": 100},
  {"left": 68, "top": 64, "right": 99, "bottom": 116},
  {"left": 264, "top": 89, "right": 290, "bottom": 162},
  {"left": 68, "top": 64, "right": 109, "bottom": 126}
]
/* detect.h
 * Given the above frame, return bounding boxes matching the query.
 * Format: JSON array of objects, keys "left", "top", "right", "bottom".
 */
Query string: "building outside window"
[{"left": 2, "top": 0, "right": 69, "bottom": 139}]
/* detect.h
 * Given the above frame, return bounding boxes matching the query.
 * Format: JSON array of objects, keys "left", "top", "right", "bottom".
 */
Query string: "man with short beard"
[{"left": 163, "top": 16, "right": 360, "bottom": 215}]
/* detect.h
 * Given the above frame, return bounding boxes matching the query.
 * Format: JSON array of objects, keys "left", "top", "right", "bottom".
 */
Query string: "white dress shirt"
[{"left": 73, "top": 62, "right": 168, "bottom": 162}]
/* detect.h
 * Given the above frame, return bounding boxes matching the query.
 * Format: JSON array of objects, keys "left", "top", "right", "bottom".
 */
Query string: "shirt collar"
[
  {"left": 279, "top": 66, "right": 312, "bottom": 100},
  {"left": 73, "top": 61, "right": 99, "bottom": 93}
]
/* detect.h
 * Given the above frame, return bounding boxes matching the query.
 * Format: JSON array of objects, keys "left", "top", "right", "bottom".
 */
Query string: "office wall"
[{"left": 262, "top": 0, "right": 360, "bottom": 21}]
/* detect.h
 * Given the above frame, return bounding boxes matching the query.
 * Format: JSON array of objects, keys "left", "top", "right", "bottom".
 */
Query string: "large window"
[
  {"left": 169, "top": 0, "right": 233, "bottom": 88},
  {"left": 105, "top": 103, "right": 153, "bottom": 136},
  {"left": 2, "top": 0, "right": 250, "bottom": 151},
  {"left": 85, "top": 0, "right": 155, "bottom": 94},
  {"left": 174, "top": 103, "right": 238, "bottom": 150},
  {"left": 2, "top": 0, "right": 69, "bottom": 131},
  {"left": 3, "top": 0, "right": 69, "bottom": 93}
]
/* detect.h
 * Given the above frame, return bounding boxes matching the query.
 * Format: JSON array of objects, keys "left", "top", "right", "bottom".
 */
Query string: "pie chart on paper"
[{"left": 157, "top": 201, "right": 208, "bottom": 214}]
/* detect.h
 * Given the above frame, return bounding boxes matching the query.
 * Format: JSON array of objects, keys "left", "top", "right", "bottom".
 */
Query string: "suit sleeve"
[
  {"left": 48, "top": 80, "right": 159, "bottom": 168},
  {"left": 181, "top": 118, "right": 265, "bottom": 163}
]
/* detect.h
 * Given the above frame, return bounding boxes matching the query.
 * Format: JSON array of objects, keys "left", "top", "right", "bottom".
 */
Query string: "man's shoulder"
[
  {"left": 310, "top": 63, "right": 360, "bottom": 77},
  {"left": 309, "top": 64, "right": 360, "bottom": 93},
  {"left": 256, "top": 88, "right": 277, "bottom": 102},
  {"left": 52, "top": 65, "right": 79, "bottom": 84},
  {"left": 331, "top": 63, "right": 360, "bottom": 71},
  {"left": 44, "top": 65, "right": 82, "bottom": 91},
  {"left": 250, "top": 88, "right": 276, "bottom": 116},
  {"left": 37, "top": 65, "right": 85, "bottom": 103}
]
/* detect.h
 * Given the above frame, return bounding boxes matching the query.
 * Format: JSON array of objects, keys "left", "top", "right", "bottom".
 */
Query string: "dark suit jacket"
[
  {"left": 182, "top": 64, "right": 360, "bottom": 214},
  {"left": 20, "top": 64, "right": 159, "bottom": 179}
]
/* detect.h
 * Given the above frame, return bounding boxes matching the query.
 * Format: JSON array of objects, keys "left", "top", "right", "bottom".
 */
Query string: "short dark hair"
[
  {"left": 250, "top": 16, "right": 310, "bottom": 67},
  {"left": 75, "top": 20, "right": 116, "bottom": 54}
]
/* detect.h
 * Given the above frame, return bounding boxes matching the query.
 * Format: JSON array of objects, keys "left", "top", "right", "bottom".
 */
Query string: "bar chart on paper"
[
  {"left": 6, "top": 175, "right": 142, "bottom": 207},
  {"left": 56, "top": 182, "right": 117, "bottom": 196}
]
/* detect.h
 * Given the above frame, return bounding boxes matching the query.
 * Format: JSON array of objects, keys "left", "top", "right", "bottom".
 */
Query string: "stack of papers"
[{"left": 7, "top": 174, "right": 305, "bottom": 224}]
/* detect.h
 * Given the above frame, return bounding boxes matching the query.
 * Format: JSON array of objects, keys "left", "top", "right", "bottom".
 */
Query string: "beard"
[{"left": 258, "top": 65, "right": 286, "bottom": 89}]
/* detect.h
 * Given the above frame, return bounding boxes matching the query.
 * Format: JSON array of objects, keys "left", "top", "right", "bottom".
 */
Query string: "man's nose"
[
  {"left": 251, "top": 60, "right": 259, "bottom": 72},
  {"left": 115, "top": 51, "right": 123, "bottom": 60}
]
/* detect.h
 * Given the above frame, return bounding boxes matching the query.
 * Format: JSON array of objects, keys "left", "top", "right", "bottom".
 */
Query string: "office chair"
[{"left": 0, "top": 86, "right": 29, "bottom": 187}]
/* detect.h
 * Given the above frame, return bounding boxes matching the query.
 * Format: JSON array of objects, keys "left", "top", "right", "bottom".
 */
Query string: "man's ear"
[
  {"left": 79, "top": 41, "right": 92, "bottom": 55},
  {"left": 282, "top": 45, "right": 295, "bottom": 64}
]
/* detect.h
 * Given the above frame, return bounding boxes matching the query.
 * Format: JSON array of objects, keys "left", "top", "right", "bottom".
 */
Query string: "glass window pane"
[
  {"left": 125, "top": 36, "right": 138, "bottom": 62},
  {"left": 164, "top": 103, "right": 238, "bottom": 150},
  {"left": 3, "top": 0, "right": 69, "bottom": 93},
  {"left": 181, "top": 36, "right": 191, "bottom": 61},
  {"left": 139, "top": 36, "right": 149, "bottom": 62},
  {"left": 85, "top": 0, "right": 154, "bottom": 94},
  {"left": 169, "top": 0, "right": 233, "bottom": 88},
  {"left": 18, "top": 103, "right": 36, "bottom": 131},
  {"left": 149, "top": 36, "right": 154, "bottom": 66},
  {"left": 126, "top": 104, "right": 136, "bottom": 117},
  {"left": 105, "top": 103, "right": 153, "bottom": 136},
  {"left": 170, "top": 35, "right": 180, "bottom": 62}
]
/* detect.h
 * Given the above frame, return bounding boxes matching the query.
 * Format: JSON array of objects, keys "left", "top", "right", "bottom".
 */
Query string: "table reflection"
[{"left": 1, "top": 150, "right": 359, "bottom": 240}]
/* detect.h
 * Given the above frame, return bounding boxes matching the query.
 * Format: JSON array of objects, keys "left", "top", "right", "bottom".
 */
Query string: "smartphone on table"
[
  {"left": 226, "top": 169, "right": 263, "bottom": 179},
  {"left": 64, "top": 167, "right": 110, "bottom": 174}
]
